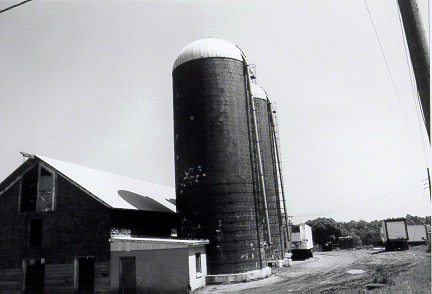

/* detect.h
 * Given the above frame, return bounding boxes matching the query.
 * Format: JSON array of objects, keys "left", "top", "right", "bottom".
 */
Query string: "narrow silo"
[
  {"left": 252, "top": 84, "right": 284, "bottom": 258},
  {"left": 172, "top": 38, "right": 265, "bottom": 274}
]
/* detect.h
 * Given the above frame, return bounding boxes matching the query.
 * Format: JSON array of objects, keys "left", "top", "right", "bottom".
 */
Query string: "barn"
[{"left": 0, "top": 153, "right": 208, "bottom": 293}]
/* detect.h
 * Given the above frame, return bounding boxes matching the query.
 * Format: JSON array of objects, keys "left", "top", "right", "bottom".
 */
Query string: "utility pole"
[
  {"left": 397, "top": 0, "right": 431, "bottom": 203},
  {"left": 428, "top": 168, "right": 431, "bottom": 199},
  {"left": 397, "top": 0, "right": 430, "bottom": 142}
]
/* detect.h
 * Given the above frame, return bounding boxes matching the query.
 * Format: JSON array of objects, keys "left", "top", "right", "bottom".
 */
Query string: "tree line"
[{"left": 304, "top": 214, "right": 431, "bottom": 247}]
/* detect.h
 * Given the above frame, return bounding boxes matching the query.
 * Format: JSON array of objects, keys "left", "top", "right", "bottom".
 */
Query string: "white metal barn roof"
[
  {"left": 173, "top": 38, "right": 243, "bottom": 70},
  {"left": 35, "top": 155, "right": 176, "bottom": 213}
]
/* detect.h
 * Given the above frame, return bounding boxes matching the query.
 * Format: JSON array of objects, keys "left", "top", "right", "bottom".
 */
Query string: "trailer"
[
  {"left": 380, "top": 218, "right": 409, "bottom": 251},
  {"left": 290, "top": 224, "right": 313, "bottom": 259},
  {"left": 407, "top": 225, "right": 428, "bottom": 245}
]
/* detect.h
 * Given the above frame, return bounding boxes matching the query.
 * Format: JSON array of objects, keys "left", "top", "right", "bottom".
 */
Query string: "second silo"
[{"left": 252, "top": 84, "right": 284, "bottom": 258}]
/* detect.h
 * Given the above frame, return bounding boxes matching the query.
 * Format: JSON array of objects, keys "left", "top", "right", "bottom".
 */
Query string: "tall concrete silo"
[
  {"left": 252, "top": 84, "right": 284, "bottom": 258},
  {"left": 172, "top": 38, "right": 281, "bottom": 274}
]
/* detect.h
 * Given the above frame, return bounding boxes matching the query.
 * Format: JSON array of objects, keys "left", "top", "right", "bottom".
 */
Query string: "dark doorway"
[
  {"left": 120, "top": 257, "right": 136, "bottom": 294},
  {"left": 78, "top": 257, "right": 95, "bottom": 293},
  {"left": 25, "top": 259, "right": 45, "bottom": 294}
]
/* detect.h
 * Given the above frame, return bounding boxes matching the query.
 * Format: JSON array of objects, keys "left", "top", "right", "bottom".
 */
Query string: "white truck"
[
  {"left": 380, "top": 218, "right": 409, "bottom": 251},
  {"left": 290, "top": 224, "right": 313, "bottom": 259},
  {"left": 407, "top": 225, "right": 428, "bottom": 245}
]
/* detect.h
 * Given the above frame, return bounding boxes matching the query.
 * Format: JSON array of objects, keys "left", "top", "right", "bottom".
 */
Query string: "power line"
[
  {"left": 293, "top": 179, "right": 429, "bottom": 218},
  {"left": 293, "top": 186, "right": 428, "bottom": 218},
  {"left": 363, "top": 0, "right": 418, "bottom": 155},
  {"left": 310, "top": 182, "right": 427, "bottom": 214},
  {"left": 0, "top": 0, "right": 34, "bottom": 14},
  {"left": 290, "top": 179, "right": 428, "bottom": 218}
]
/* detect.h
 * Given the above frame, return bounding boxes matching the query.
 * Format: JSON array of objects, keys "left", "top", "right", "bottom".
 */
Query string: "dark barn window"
[
  {"left": 21, "top": 165, "right": 38, "bottom": 212},
  {"left": 37, "top": 167, "right": 53, "bottom": 211},
  {"left": 20, "top": 164, "right": 55, "bottom": 212},
  {"left": 29, "top": 219, "right": 42, "bottom": 247}
]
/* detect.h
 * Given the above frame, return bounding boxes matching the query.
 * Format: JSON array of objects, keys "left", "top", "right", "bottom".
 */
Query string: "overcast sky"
[{"left": 1, "top": 0, "right": 430, "bottom": 223}]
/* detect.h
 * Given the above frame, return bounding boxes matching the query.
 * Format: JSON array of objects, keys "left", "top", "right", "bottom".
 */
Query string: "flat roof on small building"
[{"left": 110, "top": 236, "right": 209, "bottom": 251}]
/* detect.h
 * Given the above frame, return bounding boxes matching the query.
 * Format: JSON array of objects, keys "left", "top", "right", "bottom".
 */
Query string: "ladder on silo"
[
  {"left": 242, "top": 58, "right": 272, "bottom": 248},
  {"left": 266, "top": 98, "right": 285, "bottom": 256},
  {"left": 246, "top": 65, "right": 262, "bottom": 217},
  {"left": 243, "top": 65, "right": 265, "bottom": 269},
  {"left": 269, "top": 102, "right": 290, "bottom": 244}
]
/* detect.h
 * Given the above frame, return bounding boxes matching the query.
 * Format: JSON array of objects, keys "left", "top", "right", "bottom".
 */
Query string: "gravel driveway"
[{"left": 194, "top": 246, "right": 430, "bottom": 293}]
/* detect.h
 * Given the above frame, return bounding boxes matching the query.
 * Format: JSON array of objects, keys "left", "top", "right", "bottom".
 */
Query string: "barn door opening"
[
  {"left": 120, "top": 257, "right": 136, "bottom": 294},
  {"left": 24, "top": 259, "right": 45, "bottom": 293},
  {"left": 78, "top": 257, "right": 94, "bottom": 293}
]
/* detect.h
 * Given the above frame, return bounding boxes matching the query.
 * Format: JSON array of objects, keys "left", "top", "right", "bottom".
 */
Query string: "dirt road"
[{"left": 194, "top": 246, "right": 430, "bottom": 293}]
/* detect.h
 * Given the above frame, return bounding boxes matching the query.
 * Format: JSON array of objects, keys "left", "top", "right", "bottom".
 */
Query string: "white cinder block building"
[{"left": 110, "top": 236, "right": 209, "bottom": 293}]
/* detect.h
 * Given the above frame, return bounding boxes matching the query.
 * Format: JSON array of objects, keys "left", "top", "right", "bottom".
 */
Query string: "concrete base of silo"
[{"left": 205, "top": 267, "right": 272, "bottom": 285}]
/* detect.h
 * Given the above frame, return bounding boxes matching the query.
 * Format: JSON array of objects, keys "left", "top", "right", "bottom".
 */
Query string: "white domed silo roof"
[
  {"left": 173, "top": 38, "right": 244, "bottom": 71},
  {"left": 251, "top": 83, "right": 267, "bottom": 100}
]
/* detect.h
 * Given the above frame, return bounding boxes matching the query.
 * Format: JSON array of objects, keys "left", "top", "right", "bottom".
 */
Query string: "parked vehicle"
[
  {"left": 407, "top": 225, "right": 428, "bottom": 245},
  {"left": 322, "top": 242, "right": 333, "bottom": 252},
  {"left": 339, "top": 236, "right": 354, "bottom": 250},
  {"left": 290, "top": 224, "right": 313, "bottom": 259},
  {"left": 380, "top": 218, "right": 409, "bottom": 251}
]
